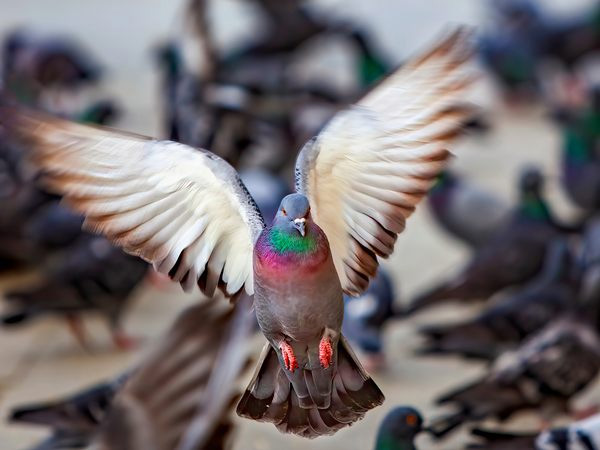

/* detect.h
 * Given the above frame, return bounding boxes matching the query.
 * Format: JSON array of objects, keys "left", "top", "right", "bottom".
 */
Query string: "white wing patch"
[
  {"left": 296, "top": 28, "right": 476, "bottom": 296},
  {"left": 1, "top": 111, "right": 264, "bottom": 297}
]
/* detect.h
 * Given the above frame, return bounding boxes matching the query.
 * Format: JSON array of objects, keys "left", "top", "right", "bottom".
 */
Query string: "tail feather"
[
  {"left": 427, "top": 410, "right": 469, "bottom": 438},
  {"left": 236, "top": 335, "right": 384, "bottom": 438}
]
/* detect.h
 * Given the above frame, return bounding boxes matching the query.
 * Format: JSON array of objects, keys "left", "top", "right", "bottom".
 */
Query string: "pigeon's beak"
[{"left": 293, "top": 218, "right": 306, "bottom": 237}]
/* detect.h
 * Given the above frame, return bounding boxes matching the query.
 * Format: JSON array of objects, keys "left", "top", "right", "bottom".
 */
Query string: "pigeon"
[
  {"left": 10, "top": 376, "right": 124, "bottom": 441},
  {"left": 466, "top": 427, "right": 537, "bottom": 450},
  {"left": 7, "top": 299, "right": 254, "bottom": 450},
  {"left": 239, "top": 168, "right": 292, "bottom": 225},
  {"left": 418, "top": 238, "right": 576, "bottom": 360},
  {"left": 343, "top": 268, "right": 396, "bottom": 368},
  {"left": 427, "top": 169, "right": 511, "bottom": 248},
  {"left": 429, "top": 314, "right": 600, "bottom": 438},
  {"left": 0, "top": 28, "right": 475, "bottom": 437},
  {"left": 408, "top": 166, "right": 562, "bottom": 314},
  {"left": 1, "top": 235, "right": 148, "bottom": 350},
  {"left": 536, "top": 413, "right": 600, "bottom": 450},
  {"left": 374, "top": 406, "right": 424, "bottom": 450},
  {"left": 579, "top": 215, "right": 600, "bottom": 307},
  {"left": 560, "top": 86, "right": 600, "bottom": 211}
]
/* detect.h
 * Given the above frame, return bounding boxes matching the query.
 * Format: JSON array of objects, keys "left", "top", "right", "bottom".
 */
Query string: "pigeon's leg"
[
  {"left": 111, "top": 329, "right": 138, "bottom": 351},
  {"left": 319, "top": 329, "right": 335, "bottom": 369},
  {"left": 572, "top": 404, "right": 600, "bottom": 420},
  {"left": 65, "top": 314, "right": 90, "bottom": 351},
  {"left": 279, "top": 340, "right": 299, "bottom": 372}
]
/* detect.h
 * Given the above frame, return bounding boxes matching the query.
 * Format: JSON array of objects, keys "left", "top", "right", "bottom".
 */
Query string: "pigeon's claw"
[
  {"left": 319, "top": 337, "right": 333, "bottom": 368},
  {"left": 279, "top": 341, "right": 299, "bottom": 372}
]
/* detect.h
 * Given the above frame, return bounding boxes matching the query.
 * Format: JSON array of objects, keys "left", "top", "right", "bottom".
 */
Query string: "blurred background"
[{"left": 1, "top": 0, "right": 600, "bottom": 449}]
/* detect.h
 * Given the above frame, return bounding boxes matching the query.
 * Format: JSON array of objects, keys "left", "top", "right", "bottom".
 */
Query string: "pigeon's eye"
[
  {"left": 282, "top": 208, "right": 287, "bottom": 216},
  {"left": 406, "top": 414, "right": 418, "bottom": 426}
]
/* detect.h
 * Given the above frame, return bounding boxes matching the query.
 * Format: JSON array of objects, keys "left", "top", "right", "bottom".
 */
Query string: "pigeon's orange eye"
[
  {"left": 282, "top": 208, "right": 287, "bottom": 216},
  {"left": 406, "top": 414, "right": 417, "bottom": 426}
]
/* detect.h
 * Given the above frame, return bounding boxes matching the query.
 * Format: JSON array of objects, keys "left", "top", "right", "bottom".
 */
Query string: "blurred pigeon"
[
  {"left": 429, "top": 314, "right": 600, "bottom": 437},
  {"left": 560, "top": 86, "right": 600, "bottom": 211},
  {"left": 10, "top": 376, "right": 123, "bottom": 436},
  {"left": 537, "top": 413, "right": 600, "bottom": 449},
  {"left": 374, "top": 406, "right": 424, "bottom": 450},
  {"left": 408, "top": 166, "right": 562, "bottom": 314},
  {"left": 0, "top": 29, "right": 475, "bottom": 437},
  {"left": 427, "top": 170, "right": 511, "bottom": 248},
  {"left": 343, "top": 268, "right": 396, "bottom": 369},
  {"left": 2, "top": 29, "right": 100, "bottom": 92},
  {"left": 468, "top": 413, "right": 600, "bottom": 450},
  {"left": 579, "top": 215, "right": 600, "bottom": 308},
  {"left": 8, "top": 299, "right": 254, "bottom": 450},
  {"left": 466, "top": 427, "right": 537, "bottom": 450},
  {"left": 418, "top": 238, "right": 576, "bottom": 360},
  {"left": 1, "top": 235, "right": 148, "bottom": 350},
  {"left": 240, "top": 168, "right": 291, "bottom": 225}
]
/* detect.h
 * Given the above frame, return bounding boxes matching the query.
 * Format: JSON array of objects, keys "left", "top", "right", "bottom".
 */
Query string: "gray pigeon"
[
  {"left": 0, "top": 28, "right": 475, "bottom": 438},
  {"left": 427, "top": 169, "right": 511, "bottom": 248}
]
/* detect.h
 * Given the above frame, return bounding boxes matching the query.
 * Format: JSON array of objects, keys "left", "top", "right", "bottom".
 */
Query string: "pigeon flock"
[{"left": 1, "top": 0, "right": 600, "bottom": 449}]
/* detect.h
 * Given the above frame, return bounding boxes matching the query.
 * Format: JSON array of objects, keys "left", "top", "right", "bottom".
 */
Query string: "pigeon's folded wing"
[
  {"left": 295, "top": 28, "right": 476, "bottom": 296},
  {"left": 0, "top": 108, "right": 264, "bottom": 297}
]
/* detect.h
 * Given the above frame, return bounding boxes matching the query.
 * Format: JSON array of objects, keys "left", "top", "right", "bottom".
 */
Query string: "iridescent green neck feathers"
[{"left": 269, "top": 227, "right": 317, "bottom": 254}]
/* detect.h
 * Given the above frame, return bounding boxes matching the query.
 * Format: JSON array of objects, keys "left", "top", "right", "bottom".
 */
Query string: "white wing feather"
[
  {"left": 0, "top": 111, "right": 264, "bottom": 297},
  {"left": 296, "top": 28, "right": 476, "bottom": 295}
]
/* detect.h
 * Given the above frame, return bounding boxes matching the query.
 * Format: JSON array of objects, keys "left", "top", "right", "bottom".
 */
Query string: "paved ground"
[{"left": 0, "top": 1, "right": 599, "bottom": 449}]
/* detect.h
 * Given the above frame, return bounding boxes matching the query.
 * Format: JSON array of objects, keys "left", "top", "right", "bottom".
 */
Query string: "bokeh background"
[{"left": 0, "top": 0, "right": 599, "bottom": 449}]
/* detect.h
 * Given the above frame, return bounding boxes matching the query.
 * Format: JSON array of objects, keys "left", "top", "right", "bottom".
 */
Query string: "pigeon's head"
[
  {"left": 377, "top": 406, "right": 424, "bottom": 442},
  {"left": 274, "top": 193, "right": 311, "bottom": 237},
  {"left": 519, "top": 165, "right": 543, "bottom": 195}
]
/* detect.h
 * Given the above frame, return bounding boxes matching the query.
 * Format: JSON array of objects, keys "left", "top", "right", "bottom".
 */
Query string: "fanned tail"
[{"left": 236, "top": 335, "right": 384, "bottom": 438}]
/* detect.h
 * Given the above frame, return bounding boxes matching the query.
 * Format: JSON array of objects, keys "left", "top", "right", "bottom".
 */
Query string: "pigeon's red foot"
[
  {"left": 279, "top": 341, "right": 299, "bottom": 372},
  {"left": 112, "top": 332, "right": 139, "bottom": 351},
  {"left": 319, "top": 337, "right": 333, "bottom": 368}
]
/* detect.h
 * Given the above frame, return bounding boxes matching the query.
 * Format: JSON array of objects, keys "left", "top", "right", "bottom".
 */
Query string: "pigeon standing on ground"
[
  {"left": 408, "top": 166, "right": 562, "bottom": 314},
  {"left": 429, "top": 313, "right": 600, "bottom": 438},
  {"left": 467, "top": 413, "right": 600, "bottom": 450},
  {"left": 374, "top": 406, "right": 424, "bottom": 450},
  {"left": 1, "top": 235, "right": 149, "bottom": 350},
  {"left": 427, "top": 169, "right": 511, "bottom": 248},
  {"left": 0, "top": 28, "right": 475, "bottom": 437},
  {"left": 560, "top": 86, "right": 600, "bottom": 211},
  {"left": 343, "top": 268, "right": 396, "bottom": 370},
  {"left": 418, "top": 238, "right": 577, "bottom": 360}
]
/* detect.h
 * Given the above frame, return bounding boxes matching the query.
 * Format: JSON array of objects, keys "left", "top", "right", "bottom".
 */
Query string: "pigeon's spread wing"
[
  {"left": 295, "top": 28, "right": 476, "bottom": 296},
  {"left": 94, "top": 298, "right": 254, "bottom": 450},
  {"left": 0, "top": 107, "right": 265, "bottom": 297}
]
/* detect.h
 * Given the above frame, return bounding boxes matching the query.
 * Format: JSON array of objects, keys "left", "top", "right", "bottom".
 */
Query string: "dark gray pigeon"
[
  {"left": 429, "top": 313, "right": 600, "bottom": 438},
  {"left": 2, "top": 235, "right": 148, "bottom": 350},
  {"left": 418, "top": 238, "right": 577, "bottom": 360},
  {"left": 0, "top": 28, "right": 475, "bottom": 438},
  {"left": 8, "top": 299, "right": 254, "bottom": 450},
  {"left": 343, "top": 268, "right": 396, "bottom": 369},
  {"left": 408, "top": 166, "right": 563, "bottom": 314}
]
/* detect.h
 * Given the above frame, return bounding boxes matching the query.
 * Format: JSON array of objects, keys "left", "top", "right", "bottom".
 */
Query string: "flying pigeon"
[
  {"left": 8, "top": 299, "right": 253, "bottom": 450},
  {"left": 0, "top": 28, "right": 475, "bottom": 438}
]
